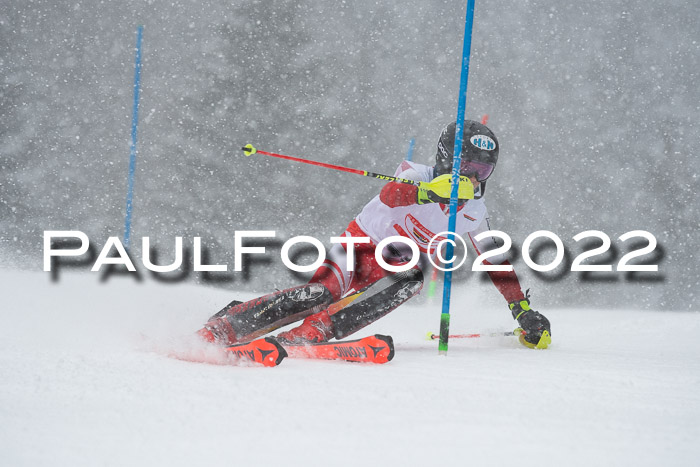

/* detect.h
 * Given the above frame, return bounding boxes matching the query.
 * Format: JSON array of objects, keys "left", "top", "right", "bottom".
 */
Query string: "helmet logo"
[
  {"left": 470, "top": 135, "right": 496, "bottom": 151},
  {"left": 437, "top": 140, "right": 450, "bottom": 159}
]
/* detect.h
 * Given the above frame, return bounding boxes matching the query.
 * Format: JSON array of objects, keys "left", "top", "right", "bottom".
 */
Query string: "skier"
[{"left": 199, "top": 120, "right": 551, "bottom": 350}]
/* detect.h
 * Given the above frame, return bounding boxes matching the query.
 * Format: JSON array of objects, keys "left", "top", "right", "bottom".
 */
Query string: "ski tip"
[
  {"left": 372, "top": 334, "right": 395, "bottom": 363},
  {"left": 242, "top": 144, "right": 257, "bottom": 156},
  {"left": 264, "top": 336, "right": 288, "bottom": 364}
]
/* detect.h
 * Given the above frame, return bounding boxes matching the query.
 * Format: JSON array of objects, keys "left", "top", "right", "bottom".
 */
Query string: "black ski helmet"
[{"left": 435, "top": 120, "right": 499, "bottom": 180}]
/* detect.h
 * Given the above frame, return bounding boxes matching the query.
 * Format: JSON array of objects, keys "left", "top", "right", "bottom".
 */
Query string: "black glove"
[{"left": 509, "top": 296, "right": 551, "bottom": 349}]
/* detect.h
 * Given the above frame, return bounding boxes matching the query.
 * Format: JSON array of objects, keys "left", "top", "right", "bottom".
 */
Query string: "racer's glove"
[
  {"left": 510, "top": 295, "right": 551, "bottom": 349},
  {"left": 416, "top": 174, "right": 474, "bottom": 205}
]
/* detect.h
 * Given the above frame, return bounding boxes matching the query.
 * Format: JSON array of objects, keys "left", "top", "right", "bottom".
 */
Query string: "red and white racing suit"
[{"left": 309, "top": 161, "right": 526, "bottom": 304}]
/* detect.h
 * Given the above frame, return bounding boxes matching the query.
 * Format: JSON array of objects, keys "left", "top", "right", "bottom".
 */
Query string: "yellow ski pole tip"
[
  {"left": 242, "top": 144, "right": 257, "bottom": 156},
  {"left": 426, "top": 331, "right": 435, "bottom": 341}
]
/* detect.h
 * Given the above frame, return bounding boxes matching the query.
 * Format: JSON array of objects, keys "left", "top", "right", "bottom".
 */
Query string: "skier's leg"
[
  {"left": 198, "top": 223, "right": 371, "bottom": 345},
  {"left": 277, "top": 260, "right": 424, "bottom": 343},
  {"left": 303, "top": 219, "right": 372, "bottom": 301},
  {"left": 198, "top": 283, "right": 334, "bottom": 346},
  {"left": 273, "top": 239, "right": 360, "bottom": 343},
  {"left": 329, "top": 268, "right": 424, "bottom": 339}
]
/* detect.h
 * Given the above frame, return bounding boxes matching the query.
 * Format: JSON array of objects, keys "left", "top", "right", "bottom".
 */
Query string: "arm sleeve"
[{"left": 467, "top": 216, "right": 526, "bottom": 304}]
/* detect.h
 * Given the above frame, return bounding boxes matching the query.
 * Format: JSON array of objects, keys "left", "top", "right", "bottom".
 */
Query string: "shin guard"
[
  {"left": 202, "top": 284, "right": 333, "bottom": 345},
  {"left": 329, "top": 268, "right": 424, "bottom": 339}
]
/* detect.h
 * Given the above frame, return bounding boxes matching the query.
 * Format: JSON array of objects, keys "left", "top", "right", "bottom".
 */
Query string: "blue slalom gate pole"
[
  {"left": 438, "top": 0, "right": 476, "bottom": 354},
  {"left": 406, "top": 138, "right": 416, "bottom": 161},
  {"left": 124, "top": 25, "right": 144, "bottom": 250}
]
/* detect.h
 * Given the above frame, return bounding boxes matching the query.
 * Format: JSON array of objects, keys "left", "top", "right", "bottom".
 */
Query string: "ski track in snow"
[{"left": 1, "top": 270, "right": 698, "bottom": 466}]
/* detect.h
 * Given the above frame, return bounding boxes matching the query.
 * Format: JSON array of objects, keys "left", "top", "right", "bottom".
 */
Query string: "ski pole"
[
  {"left": 242, "top": 144, "right": 421, "bottom": 187},
  {"left": 426, "top": 329, "right": 522, "bottom": 340}
]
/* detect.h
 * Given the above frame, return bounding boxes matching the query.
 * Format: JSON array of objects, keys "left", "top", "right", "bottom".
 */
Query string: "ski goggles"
[{"left": 460, "top": 160, "right": 495, "bottom": 181}]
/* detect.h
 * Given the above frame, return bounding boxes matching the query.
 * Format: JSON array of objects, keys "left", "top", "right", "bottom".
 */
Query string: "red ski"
[
  {"left": 165, "top": 336, "right": 286, "bottom": 367},
  {"left": 281, "top": 334, "right": 395, "bottom": 364},
  {"left": 223, "top": 337, "right": 287, "bottom": 367},
  {"left": 177, "top": 334, "right": 393, "bottom": 367}
]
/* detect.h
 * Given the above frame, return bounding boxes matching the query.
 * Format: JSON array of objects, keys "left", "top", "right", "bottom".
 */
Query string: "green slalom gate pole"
[{"left": 438, "top": 0, "right": 477, "bottom": 355}]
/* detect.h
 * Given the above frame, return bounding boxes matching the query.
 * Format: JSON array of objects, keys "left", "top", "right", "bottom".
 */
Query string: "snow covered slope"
[{"left": 1, "top": 270, "right": 698, "bottom": 466}]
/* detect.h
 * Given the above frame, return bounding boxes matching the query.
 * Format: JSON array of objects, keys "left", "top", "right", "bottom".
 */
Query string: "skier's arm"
[
  {"left": 469, "top": 217, "right": 552, "bottom": 349},
  {"left": 467, "top": 219, "right": 526, "bottom": 303}
]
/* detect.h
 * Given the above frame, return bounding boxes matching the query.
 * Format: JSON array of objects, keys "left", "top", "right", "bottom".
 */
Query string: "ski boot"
[{"left": 276, "top": 310, "right": 334, "bottom": 344}]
